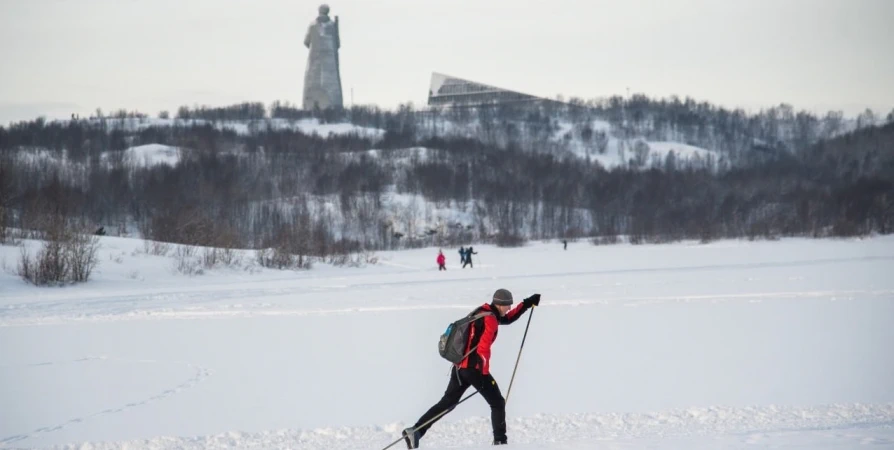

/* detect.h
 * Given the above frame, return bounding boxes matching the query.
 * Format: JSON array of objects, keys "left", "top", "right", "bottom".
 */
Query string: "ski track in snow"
[
  {"left": 0, "top": 357, "right": 212, "bottom": 447},
  {"left": 2, "top": 254, "right": 892, "bottom": 327},
  {"left": 2, "top": 288, "right": 892, "bottom": 327},
  {"left": 36, "top": 403, "right": 894, "bottom": 450}
]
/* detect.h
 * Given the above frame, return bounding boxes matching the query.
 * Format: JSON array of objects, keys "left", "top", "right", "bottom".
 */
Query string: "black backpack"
[{"left": 438, "top": 309, "right": 493, "bottom": 364}]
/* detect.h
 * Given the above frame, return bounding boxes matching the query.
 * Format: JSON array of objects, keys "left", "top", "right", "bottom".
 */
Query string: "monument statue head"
[{"left": 318, "top": 4, "right": 330, "bottom": 16}]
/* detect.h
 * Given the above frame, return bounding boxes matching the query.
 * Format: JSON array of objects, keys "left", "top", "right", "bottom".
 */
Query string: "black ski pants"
[{"left": 414, "top": 367, "right": 506, "bottom": 442}]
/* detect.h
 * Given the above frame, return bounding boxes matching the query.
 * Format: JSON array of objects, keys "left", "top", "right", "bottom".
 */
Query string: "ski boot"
[{"left": 402, "top": 427, "right": 420, "bottom": 449}]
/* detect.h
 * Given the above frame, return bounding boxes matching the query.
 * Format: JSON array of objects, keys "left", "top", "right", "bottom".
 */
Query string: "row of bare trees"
[
  {"left": 5, "top": 96, "right": 891, "bottom": 166},
  {"left": 2, "top": 98, "right": 893, "bottom": 259},
  {"left": 2, "top": 118, "right": 892, "bottom": 251}
]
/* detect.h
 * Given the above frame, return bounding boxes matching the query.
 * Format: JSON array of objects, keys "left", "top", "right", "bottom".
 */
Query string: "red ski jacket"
[
  {"left": 436, "top": 254, "right": 446, "bottom": 265},
  {"left": 458, "top": 302, "right": 530, "bottom": 375}
]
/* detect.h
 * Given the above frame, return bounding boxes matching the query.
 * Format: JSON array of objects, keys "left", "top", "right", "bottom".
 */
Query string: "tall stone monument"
[{"left": 303, "top": 4, "right": 343, "bottom": 110}]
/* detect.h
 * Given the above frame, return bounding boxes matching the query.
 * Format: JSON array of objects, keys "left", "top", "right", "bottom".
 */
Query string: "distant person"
[
  {"left": 563, "top": 239, "right": 567, "bottom": 250},
  {"left": 437, "top": 250, "right": 446, "bottom": 271},
  {"left": 463, "top": 246, "right": 478, "bottom": 268},
  {"left": 458, "top": 247, "right": 467, "bottom": 266}
]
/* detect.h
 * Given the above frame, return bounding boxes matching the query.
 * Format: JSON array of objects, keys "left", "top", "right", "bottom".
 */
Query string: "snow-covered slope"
[
  {"left": 22, "top": 114, "right": 717, "bottom": 173},
  {"left": 418, "top": 115, "right": 718, "bottom": 170},
  {"left": 119, "top": 143, "right": 180, "bottom": 167},
  {"left": 78, "top": 117, "right": 385, "bottom": 138},
  {"left": 564, "top": 120, "right": 718, "bottom": 170},
  {"left": 1, "top": 236, "right": 893, "bottom": 449}
]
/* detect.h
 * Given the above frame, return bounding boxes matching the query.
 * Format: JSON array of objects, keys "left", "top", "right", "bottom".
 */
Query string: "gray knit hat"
[{"left": 492, "top": 288, "right": 513, "bottom": 306}]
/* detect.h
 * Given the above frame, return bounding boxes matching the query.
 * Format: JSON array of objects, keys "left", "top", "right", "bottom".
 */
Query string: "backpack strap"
[
  {"left": 456, "top": 311, "right": 495, "bottom": 366},
  {"left": 468, "top": 311, "right": 494, "bottom": 321}
]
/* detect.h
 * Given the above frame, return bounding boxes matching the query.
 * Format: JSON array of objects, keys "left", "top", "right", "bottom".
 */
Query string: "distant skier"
[
  {"left": 402, "top": 289, "right": 541, "bottom": 448},
  {"left": 436, "top": 250, "right": 446, "bottom": 271},
  {"left": 462, "top": 247, "right": 478, "bottom": 268},
  {"left": 562, "top": 239, "right": 567, "bottom": 250},
  {"left": 458, "top": 247, "right": 467, "bottom": 266}
]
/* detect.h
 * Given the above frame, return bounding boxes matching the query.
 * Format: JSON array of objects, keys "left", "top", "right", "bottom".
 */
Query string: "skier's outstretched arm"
[{"left": 497, "top": 294, "right": 540, "bottom": 324}]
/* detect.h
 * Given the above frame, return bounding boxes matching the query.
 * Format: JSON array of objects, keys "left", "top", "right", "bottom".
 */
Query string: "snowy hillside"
[
  {"left": 415, "top": 115, "right": 718, "bottom": 170},
  {"left": 29, "top": 114, "right": 716, "bottom": 171},
  {"left": 119, "top": 144, "right": 180, "bottom": 167},
  {"left": 11, "top": 144, "right": 183, "bottom": 169},
  {"left": 9, "top": 117, "right": 384, "bottom": 170},
  {"left": 2, "top": 236, "right": 893, "bottom": 449},
  {"left": 557, "top": 120, "right": 718, "bottom": 169},
  {"left": 586, "top": 137, "right": 717, "bottom": 170},
  {"left": 75, "top": 117, "right": 385, "bottom": 138}
]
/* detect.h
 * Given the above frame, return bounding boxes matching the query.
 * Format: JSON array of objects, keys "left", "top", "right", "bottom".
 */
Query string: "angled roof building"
[{"left": 427, "top": 72, "right": 545, "bottom": 107}]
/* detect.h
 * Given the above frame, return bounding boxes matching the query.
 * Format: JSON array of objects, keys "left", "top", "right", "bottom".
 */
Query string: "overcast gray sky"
[{"left": 1, "top": 0, "right": 892, "bottom": 125}]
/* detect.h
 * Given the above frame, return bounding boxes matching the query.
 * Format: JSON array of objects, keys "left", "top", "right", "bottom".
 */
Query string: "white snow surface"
[
  {"left": 645, "top": 141, "right": 715, "bottom": 159},
  {"left": 1, "top": 236, "right": 893, "bottom": 449},
  {"left": 119, "top": 144, "right": 181, "bottom": 167},
  {"left": 10, "top": 145, "right": 181, "bottom": 170},
  {"left": 555, "top": 120, "right": 718, "bottom": 170}
]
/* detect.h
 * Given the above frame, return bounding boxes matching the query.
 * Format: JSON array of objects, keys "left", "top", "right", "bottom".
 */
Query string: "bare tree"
[{"left": 17, "top": 216, "right": 99, "bottom": 285}]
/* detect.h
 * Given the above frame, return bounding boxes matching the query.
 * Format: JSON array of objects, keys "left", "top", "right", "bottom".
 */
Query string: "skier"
[
  {"left": 436, "top": 250, "right": 446, "bottom": 271},
  {"left": 562, "top": 239, "right": 567, "bottom": 250},
  {"left": 402, "top": 289, "right": 541, "bottom": 448},
  {"left": 462, "top": 247, "right": 478, "bottom": 268},
  {"left": 458, "top": 247, "right": 467, "bottom": 266}
]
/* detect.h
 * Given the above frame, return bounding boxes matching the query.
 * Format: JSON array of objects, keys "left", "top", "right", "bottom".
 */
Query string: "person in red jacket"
[
  {"left": 436, "top": 250, "right": 446, "bottom": 271},
  {"left": 403, "top": 289, "right": 541, "bottom": 448}
]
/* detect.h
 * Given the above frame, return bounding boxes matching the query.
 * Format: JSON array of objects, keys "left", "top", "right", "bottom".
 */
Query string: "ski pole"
[
  {"left": 380, "top": 390, "right": 479, "bottom": 450},
  {"left": 505, "top": 305, "right": 535, "bottom": 405}
]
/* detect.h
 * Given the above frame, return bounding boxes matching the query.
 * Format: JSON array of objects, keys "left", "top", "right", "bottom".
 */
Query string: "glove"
[{"left": 523, "top": 294, "right": 541, "bottom": 307}]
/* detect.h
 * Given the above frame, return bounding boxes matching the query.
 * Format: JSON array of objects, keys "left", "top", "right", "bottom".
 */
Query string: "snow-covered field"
[{"left": 1, "top": 236, "right": 893, "bottom": 449}]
